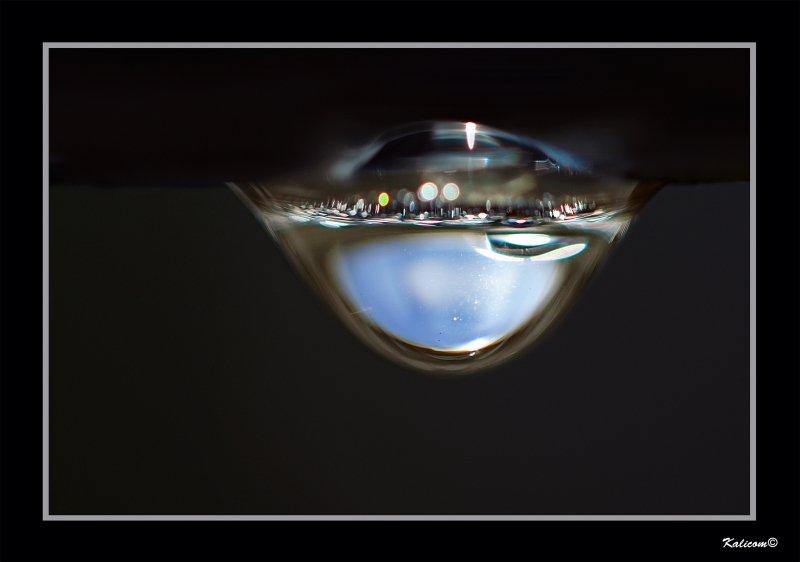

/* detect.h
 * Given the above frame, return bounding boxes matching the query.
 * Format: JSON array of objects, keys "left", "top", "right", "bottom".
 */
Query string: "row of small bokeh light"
[
  {"left": 368, "top": 181, "right": 462, "bottom": 214},
  {"left": 416, "top": 181, "right": 461, "bottom": 203},
  {"left": 280, "top": 121, "right": 602, "bottom": 227},
  {"left": 302, "top": 186, "right": 596, "bottom": 224},
  {"left": 373, "top": 123, "right": 470, "bottom": 210},
  {"left": 350, "top": 123, "right": 472, "bottom": 213}
]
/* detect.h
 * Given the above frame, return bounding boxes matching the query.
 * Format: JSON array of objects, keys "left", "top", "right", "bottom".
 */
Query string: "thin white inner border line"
[{"left": 43, "top": 42, "right": 755, "bottom": 521}]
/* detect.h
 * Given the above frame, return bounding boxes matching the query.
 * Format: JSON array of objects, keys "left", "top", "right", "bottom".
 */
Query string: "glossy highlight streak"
[{"left": 465, "top": 122, "right": 476, "bottom": 150}]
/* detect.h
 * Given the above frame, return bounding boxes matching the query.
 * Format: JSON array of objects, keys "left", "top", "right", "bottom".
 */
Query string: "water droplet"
[{"left": 228, "top": 121, "right": 662, "bottom": 374}]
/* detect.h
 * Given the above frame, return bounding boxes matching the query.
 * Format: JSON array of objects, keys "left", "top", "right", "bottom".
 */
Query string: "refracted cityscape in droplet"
[{"left": 228, "top": 121, "right": 660, "bottom": 374}]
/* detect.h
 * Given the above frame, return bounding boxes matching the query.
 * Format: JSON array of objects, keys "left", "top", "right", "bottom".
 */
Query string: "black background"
[
  {"left": 2, "top": 1, "right": 799, "bottom": 561},
  {"left": 47, "top": 44, "right": 754, "bottom": 516},
  {"left": 48, "top": 47, "right": 751, "bottom": 187}
]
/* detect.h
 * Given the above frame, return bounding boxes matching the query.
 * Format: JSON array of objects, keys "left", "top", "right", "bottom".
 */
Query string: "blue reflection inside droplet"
[{"left": 329, "top": 233, "right": 563, "bottom": 352}]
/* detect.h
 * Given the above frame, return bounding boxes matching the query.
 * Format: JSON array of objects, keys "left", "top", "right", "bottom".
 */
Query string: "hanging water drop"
[{"left": 227, "top": 121, "right": 662, "bottom": 374}]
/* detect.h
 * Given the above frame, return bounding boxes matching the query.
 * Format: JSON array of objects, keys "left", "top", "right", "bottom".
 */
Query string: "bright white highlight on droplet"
[
  {"left": 528, "top": 243, "right": 587, "bottom": 261},
  {"left": 442, "top": 183, "right": 460, "bottom": 201},
  {"left": 490, "top": 234, "right": 552, "bottom": 247},
  {"left": 320, "top": 220, "right": 352, "bottom": 228},
  {"left": 418, "top": 182, "right": 438, "bottom": 201},
  {"left": 457, "top": 337, "right": 497, "bottom": 353},
  {"left": 476, "top": 241, "right": 587, "bottom": 262},
  {"left": 465, "top": 122, "right": 476, "bottom": 150}
]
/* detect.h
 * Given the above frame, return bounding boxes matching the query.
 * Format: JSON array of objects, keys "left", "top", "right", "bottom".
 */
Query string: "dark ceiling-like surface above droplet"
[{"left": 48, "top": 48, "right": 750, "bottom": 187}]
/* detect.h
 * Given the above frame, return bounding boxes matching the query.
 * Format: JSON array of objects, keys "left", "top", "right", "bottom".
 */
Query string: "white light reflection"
[
  {"left": 320, "top": 220, "right": 353, "bottom": 228},
  {"left": 465, "top": 122, "right": 476, "bottom": 150},
  {"left": 489, "top": 234, "right": 551, "bottom": 247},
  {"left": 418, "top": 182, "right": 438, "bottom": 201},
  {"left": 528, "top": 243, "right": 586, "bottom": 261},
  {"left": 476, "top": 241, "right": 587, "bottom": 262},
  {"left": 442, "top": 182, "right": 460, "bottom": 201}
]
